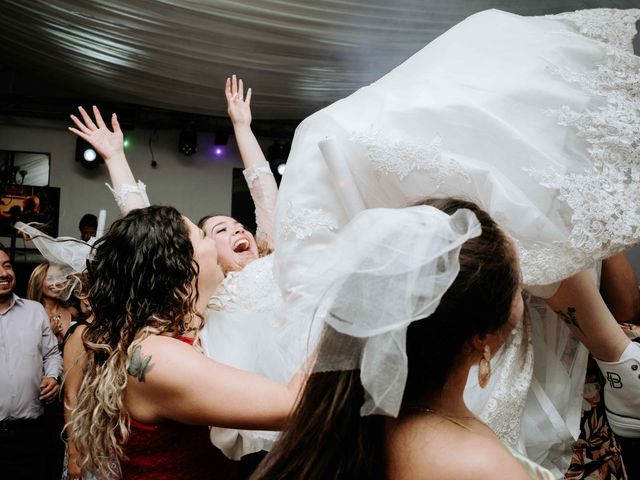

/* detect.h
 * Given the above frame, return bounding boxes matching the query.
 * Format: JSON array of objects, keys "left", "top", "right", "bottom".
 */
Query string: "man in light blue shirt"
[{"left": 0, "top": 244, "right": 62, "bottom": 479}]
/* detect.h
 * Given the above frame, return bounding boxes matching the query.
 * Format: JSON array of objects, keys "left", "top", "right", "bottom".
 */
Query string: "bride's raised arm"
[
  {"left": 226, "top": 74, "right": 278, "bottom": 253},
  {"left": 69, "top": 106, "right": 150, "bottom": 215}
]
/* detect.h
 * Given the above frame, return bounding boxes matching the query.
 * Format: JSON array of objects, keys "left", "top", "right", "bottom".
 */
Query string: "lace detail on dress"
[
  {"left": 523, "top": 27, "right": 640, "bottom": 284},
  {"left": 243, "top": 165, "right": 273, "bottom": 186},
  {"left": 209, "top": 255, "right": 281, "bottom": 315},
  {"left": 478, "top": 311, "right": 534, "bottom": 446},
  {"left": 351, "top": 132, "right": 471, "bottom": 186},
  {"left": 552, "top": 8, "right": 640, "bottom": 51},
  {"left": 243, "top": 165, "right": 278, "bottom": 252},
  {"left": 105, "top": 180, "right": 150, "bottom": 215},
  {"left": 278, "top": 202, "right": 338, "bottom": 240}
]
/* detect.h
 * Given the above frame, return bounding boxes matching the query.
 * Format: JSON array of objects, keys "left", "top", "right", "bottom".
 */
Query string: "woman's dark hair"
[
  {"left": 73, "top": 205, "right": 202, "bottom": 477},
  {"left": 251, "top": 197, "right": 520, "bottom": 480},
  {"left": 85, "top": 205, "right": 201, "bottom": 353},
  {"left": 197, "top": 213, "right": 226, "bottom": 230}
]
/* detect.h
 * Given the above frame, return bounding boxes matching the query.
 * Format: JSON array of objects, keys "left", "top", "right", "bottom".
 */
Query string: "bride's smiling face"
[{"left": 202, "top": 215, "right": 259, "bottom": 273}]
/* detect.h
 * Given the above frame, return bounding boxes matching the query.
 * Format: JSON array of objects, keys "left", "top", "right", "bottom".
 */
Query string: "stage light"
[
  {"left": 179, "top": 128, "right": 197, "bottom": 156},
  {"left": 123, "top": 137, "right": 130, "bottom": 149},
  {"left": 75, "top": 137, "right": 102, "bottom": 169},
  {"left": 83, "top": 148, "right": 97, "bottom": 162},
  {"left": 212, "top": 146, "right": 226, "bottom": 158},
  {"left": 267, "top": 140, "right": 291, "bottom": 184}
]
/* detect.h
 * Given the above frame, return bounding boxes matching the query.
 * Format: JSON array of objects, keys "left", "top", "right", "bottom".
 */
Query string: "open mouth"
[
  {"left": 0, "top": 279, "right": 11, "bottom": 288},
  {"left": 233, "top": 238, "right": 251, "bottom": 254}
]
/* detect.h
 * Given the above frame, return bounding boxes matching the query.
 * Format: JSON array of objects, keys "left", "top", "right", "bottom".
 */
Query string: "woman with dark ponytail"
[{"left": 253, "top": 198, "right": 553, "bottom": 480}]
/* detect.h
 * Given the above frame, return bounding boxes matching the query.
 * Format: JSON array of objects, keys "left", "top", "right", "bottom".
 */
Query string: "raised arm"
[
  {"left": 69, "top": 106, "right": 150, "bottom": 215},
  {"left": 125, "top": 335, "right": 303, "bottom": 429},
  {"left": 226, "top": 75, "right": 278, "bottom": 252}
]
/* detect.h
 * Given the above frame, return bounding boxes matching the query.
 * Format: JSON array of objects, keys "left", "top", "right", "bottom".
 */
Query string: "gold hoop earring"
[{"left": 478, "top": 344, "right": 491, "bottom": 388}]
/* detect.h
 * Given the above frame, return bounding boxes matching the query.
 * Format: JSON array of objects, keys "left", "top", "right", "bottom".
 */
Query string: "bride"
[
  {"left": 273, "top": 7, "right": 640, "bottom": 476},
  {"left": 69, "top": 7, "right": 640, "bottom": 475}
]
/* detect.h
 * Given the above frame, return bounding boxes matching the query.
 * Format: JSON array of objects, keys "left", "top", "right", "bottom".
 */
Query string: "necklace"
[{"left": 405, "top": 406, "right": 476, "bottom": 432}]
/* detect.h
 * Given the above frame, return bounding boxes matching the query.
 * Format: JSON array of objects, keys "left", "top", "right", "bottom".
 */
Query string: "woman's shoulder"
[{"left": 387, "top": 418, "right": 531, "bottom": 480}]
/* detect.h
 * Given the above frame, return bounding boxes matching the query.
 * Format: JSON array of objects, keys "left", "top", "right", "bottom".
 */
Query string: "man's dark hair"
[{"left": 79, "top": 213, "right": 98, "bottom": 230}]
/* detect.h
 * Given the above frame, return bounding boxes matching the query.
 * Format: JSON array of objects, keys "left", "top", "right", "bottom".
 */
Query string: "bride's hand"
[
  {"left": 68, "top": 106, "right": 124, "bottom": 162},
  {"left": 225, "top": 74, "right": 252, "bottom": 128}
]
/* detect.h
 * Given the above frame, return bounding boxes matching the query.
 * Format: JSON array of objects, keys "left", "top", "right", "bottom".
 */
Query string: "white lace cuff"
[
  {"left": 105, "top": 180, "right": 150, "bottom": 214},
  {"left": 243, "top": 165, "right": 273, "bottom": 186}
]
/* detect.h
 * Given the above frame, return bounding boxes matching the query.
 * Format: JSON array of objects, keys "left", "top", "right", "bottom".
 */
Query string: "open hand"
[
  {"left": 226, "top": 74, "right": 252, "bottom": 127},
  {"left": 69, "top": 106, "right": 124, "bottom": 162}
]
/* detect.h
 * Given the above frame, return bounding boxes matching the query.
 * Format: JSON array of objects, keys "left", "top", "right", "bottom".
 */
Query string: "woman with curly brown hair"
[{"left": 70, "top": 206, "right": 302, "bottom": 479}]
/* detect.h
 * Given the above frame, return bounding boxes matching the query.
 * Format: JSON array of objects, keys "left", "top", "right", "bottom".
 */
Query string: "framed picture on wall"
[
  {"left": 0, "top": 184, "right": 60, "bottom": 237},
  {"left": 0, "top": 150, "right": 51, "bottom": 187}
]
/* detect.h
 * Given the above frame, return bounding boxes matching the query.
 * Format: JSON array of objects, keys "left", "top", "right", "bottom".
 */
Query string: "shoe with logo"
[{"left": 595, "top": 341, "right": 640, "bottom": 438}]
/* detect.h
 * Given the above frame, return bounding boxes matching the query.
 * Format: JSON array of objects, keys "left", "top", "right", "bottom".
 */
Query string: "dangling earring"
[{"left": 478, "top": 344, "right": 491, "bottom": 388}]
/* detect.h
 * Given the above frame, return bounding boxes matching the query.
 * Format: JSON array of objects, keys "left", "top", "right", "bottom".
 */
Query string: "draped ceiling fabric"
[{"left": 0, "top": 0, "right": 638, "bottom": 120}]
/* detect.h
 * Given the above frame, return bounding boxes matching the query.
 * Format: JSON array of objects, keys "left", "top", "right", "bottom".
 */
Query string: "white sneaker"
[{"left": 595, "top": 342, "right": 640, "bottom": 438}]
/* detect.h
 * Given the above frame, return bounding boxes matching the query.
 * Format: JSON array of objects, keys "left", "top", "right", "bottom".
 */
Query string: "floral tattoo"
[{"left": 555, "top": 306, "right": 584, "bottom": 334}]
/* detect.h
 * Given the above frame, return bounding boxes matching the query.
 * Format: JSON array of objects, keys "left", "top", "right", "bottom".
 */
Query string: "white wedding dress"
[{"left": 271, "top": 8, "right": 640, "bottom": 476}]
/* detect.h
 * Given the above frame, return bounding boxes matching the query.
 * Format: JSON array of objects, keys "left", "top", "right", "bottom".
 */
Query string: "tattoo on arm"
[
  {"left": 555, "top": 306, "right": 584, "bottom": 334},
  {"left": 127, "top": 345, "right": 153, "bottom": 382}
]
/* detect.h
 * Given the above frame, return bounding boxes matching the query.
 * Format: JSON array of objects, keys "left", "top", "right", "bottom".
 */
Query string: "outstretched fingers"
[
  {"left": 110, "top": 112, "right": 121, "bottom": 134},
  {"left": 77, "top": 106, "right": 97, "bottom": 130},
  {"left": 67, "top": 126, "right": 90, "bottom": 143},
  {"left": 231, "top": 74, "right": 238, "bottom": 97},
  {"left": 225, "top": 76, "right": 232, "bottom": 100},
  {"left": 69, "top": 113, "right": 92, "bottom": 135},
  {"left": 92, "top": 105, "right": 106, "bottom": 129}
]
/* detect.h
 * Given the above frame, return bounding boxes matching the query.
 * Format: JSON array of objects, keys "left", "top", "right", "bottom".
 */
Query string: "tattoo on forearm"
[
  {"left": 555, "top": 306, "right": 584, "bottom": 334},
  {"left": 127, "top": 345, "right": 152, "bottom": 382}
]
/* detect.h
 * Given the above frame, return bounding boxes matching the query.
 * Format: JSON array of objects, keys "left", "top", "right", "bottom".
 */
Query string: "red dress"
[{"left": 121, "top": 337, "right": 240, "bottom": 479}]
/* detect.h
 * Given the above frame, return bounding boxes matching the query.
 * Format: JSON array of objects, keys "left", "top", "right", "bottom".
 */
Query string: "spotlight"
[
  {"left": 179, "top": 128, "right": 198, "bottom": 156},
  {"left": 75, "top": 137, "right": 102, "bottom": 169},
  {"left": 83, "top": 149, "right": 97, "bottom": 162},
  {"left": 268, "top": 140, "right": 291, "bottom": 183},
  {"left": 212, "top": 146, "right": 226, "bottom": 158}
]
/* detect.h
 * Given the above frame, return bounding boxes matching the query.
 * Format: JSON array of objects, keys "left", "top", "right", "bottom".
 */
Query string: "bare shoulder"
[
  {"left": 124, "top": 334, "right": 207, "bottom": 421},
  {"left": 388, "top": 420, "right": 530, "bottom": 480},
  {"left": 132, "top": 335, "right": 200, "bottom": 380}
]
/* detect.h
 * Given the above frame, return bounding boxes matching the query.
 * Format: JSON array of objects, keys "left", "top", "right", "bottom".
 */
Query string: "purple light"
[{"left": 212, "top": 146, "right": 225, "bottom": 157}]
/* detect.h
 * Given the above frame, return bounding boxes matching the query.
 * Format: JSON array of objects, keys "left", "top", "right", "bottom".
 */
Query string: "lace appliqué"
[
  {"left": 209, "top": 255, "right": 279, "bottom": 315},
  {"left": 350, "top": 132, "right": 471, "bottom": 187},
  {"left": 552, "top": 8, "right": 640, "bottom": 51},
  {"left": 523, "top": 10, "right": 640, "bottom": 285},
  {"left": 105, "top": 180, "right": 150, "bottom": 214},
  {"left": 278, "top": 202, "right": 338, "bottom": 240},
  {"left": 243, "top": 165, "right": 274, "bottom": 186},
  {"left": 478, "top": 311, "right": 534, "bottom": 446}
]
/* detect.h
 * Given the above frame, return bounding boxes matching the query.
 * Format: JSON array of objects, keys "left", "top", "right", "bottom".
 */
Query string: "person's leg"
[
  {"left": 0, "top": 418, "right": 48, "bottom": 479},
  {"left": 547, "top": 271, "right": 640, "bottom": 438}
]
